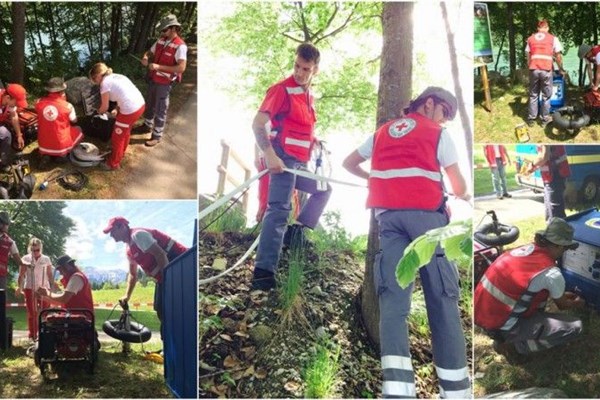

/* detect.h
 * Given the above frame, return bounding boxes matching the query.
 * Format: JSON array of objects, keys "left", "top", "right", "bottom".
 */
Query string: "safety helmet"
[
  {"left": 69, "top": 142, "right": 106, "bottom": 167},
  {"left": 413, "top": 86, "right": 458, "bottom": 120}
]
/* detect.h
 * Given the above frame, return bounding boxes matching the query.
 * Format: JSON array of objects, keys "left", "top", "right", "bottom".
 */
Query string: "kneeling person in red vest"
[
  {"left": 475, "top": 218, "right": 585, "bottom": 357},
  {"left": 36, "top": 255, "right": 95, "bottom": 314}
]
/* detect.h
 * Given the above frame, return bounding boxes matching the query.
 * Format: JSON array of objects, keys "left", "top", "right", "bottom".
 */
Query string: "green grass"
[
  {"left": 475, "top": 81, "right": 600, "bottom": 143},
  {"left": 92, "top": 285, "right": 156, "bottom": 310},
  {"left": 303, "top": 340, "right": 341, "bottom": 398},
  {"left": 6, "top": 308, "right": 160, "bottom": 332},
  {"left": 201, "top": 202, "right": 247, "bottom": 233},
  {"left": 278, "top": 249, "right": 305, "bottom": 316},
  {"left": 473, "top": 144, "right": 521, "bottom": 196},
  {"left": 309, "top": 210, "right": 368, "bottom": 262}
]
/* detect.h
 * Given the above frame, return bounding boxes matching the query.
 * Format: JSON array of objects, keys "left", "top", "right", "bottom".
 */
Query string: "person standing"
[
  {"left": 250, "top": 43, "right": 332, "bottom": 291},
  {"left": 474, "top": 218, "right": 584, "bottom": 358},
  {"left": 483, "top": 144, "right": 512, "bottom": 200},
  {"left": 35, "top": 77, "right": 84, "bottom": 163},
  {"left": 15, "top": 237, "right": 54, "bottom": 341},
  {"left": 525, "top": 20, "right": 565, "bottom": 128},
  {"left": 133, "top": 14, "right": 187, "bottom": 147},
  {"left": 102, "top": 217, "right": 188, "bottom": 334},
  {"left": 0, "top": 211, "right": 23, "bottom": 291},
  {"left": 0, "top": 84, "right": 26, "bottom": 169},
  {"left": 526, "top": 145, "right": 570, "bottom": 220},
  {"left": 343, "top": 87, "right": 471, "bottom": 398},
  {"left": 89, "top": 63, "right": 146, "bottom": 170}
]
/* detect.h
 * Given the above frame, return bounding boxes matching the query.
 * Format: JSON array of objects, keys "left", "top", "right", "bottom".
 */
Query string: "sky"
[
  {"left": 199, "top": 2, "right": 474, "bottom": 235},
  {"left": 61, "top": 200, "right": 197, "bottom": 271}
]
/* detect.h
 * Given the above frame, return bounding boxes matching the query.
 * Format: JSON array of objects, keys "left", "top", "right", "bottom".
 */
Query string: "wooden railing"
[{"left": 216, "top": 139, "right": 252, "bottom": 213}]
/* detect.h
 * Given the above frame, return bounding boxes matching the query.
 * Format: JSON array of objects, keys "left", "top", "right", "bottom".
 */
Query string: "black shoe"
[
  {"left": 503, "top": 193, "right": 512, "bottom": 198},
  {"left": 493, "top": 340, "right": 528, "bottom": 364},
  {"left": 282, "top": 224, "right": 307, "bottom": 250},
  {"left": 132, "top": 124, "right": 152, "bottom": 135},
  {"left": 251, "top": 268, "right": 276, "bottom": 291}
]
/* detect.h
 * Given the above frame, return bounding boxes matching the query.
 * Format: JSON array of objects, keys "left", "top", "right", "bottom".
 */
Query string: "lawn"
[
  {"left": 473, "top": 144, "right": 521, "bottom": 197},
  {"left": 475, "top": 81, "right": 600, "bottom": 143}
]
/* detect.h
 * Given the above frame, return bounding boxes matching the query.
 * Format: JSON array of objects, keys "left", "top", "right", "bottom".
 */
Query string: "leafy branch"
[{"left": 395, "top": 219, "right": 472, "bottom": 289}]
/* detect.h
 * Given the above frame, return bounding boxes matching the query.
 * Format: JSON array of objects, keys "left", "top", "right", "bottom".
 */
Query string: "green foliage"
[
  {"left": 310, "top": 210, "right": 367, "bottom": 258},
  {"left": 396, "top": 219, "right": 472, "bottom": 289},
  {"left": 303, "top": 339, "right": 341, "bottom": 398},
  {"left": 201, "top": 202, "right": 247, "bottom": 233},
  {"left": 205, "top": 2, "right": 382, "bottom": 134},
  {"left": 101, "top": 280, "right": 119, "bottom": 290},
  {"left": 279, "top": 249, "right": 305, "bottom": 313},
  {"left": 408, "top": 290, "right": 430, "bottom": 336}
]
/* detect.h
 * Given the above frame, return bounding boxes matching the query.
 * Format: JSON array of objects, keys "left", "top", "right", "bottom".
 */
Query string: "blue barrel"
[{"left": 538, "top": 71, "right": 565, "bottom": 113}]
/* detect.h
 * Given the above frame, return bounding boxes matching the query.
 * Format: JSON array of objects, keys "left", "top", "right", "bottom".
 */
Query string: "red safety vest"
[
  {"left": 0, "top": 233, "right": 13, "bottom": 277},
  {"left": 590, "top": 45, "right": 600, "bottom": 63},
  {"left": 366, "top": 113, "right": 444, "bottom": 210},
  {"left": 35, "top": 93, "right": 79, "bottom": 156},
  {"left": 0, "top": 88, "right": 12, "bottom": 124},
  {"left": 127, "top": 228, "right": 188, "bottom": 282},
  {"left": 270, "top": 76, "right": 317, "bottom": 162},
  {"left": 474, "top": 244, "right": 555, "bottom": 331},
  {"left": 150, "top": 36, "right": 185, "bottom": 85},
  {"left": 539, "top": 145, "right": 570, "bottom": 183},
  {"left": 483, "top": 145, "right": 508, "bottom": 168},
  {"left": 527, "top": 32, "right": 555, "bottom": 71},
  {"left": 60, "top": 270, "right": 94, "bottom": 313}
]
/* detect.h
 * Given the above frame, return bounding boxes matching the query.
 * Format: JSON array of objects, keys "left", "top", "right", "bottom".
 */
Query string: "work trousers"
[
  {"left": 375, "top": 210, "right": 470, "bottom": 399},
  {"left": 528, "top": 69, "right": 553, "bottom": 122},
  {"left": 500, "top": 311, "right": 582, "bottom": 354},
  {"left": 143, "top": 81, "right": 173, "bottom": 140},
  {"left": 543, "top": 178, "right": 566, "bottom": 221},
  {"left": 490, "top": 158, "right": 509, "bottom": 196},
  {"left": 107, "top": 105, "right": 146, "bottom": 168},
  {"left": 24, "top": 288, "right": 49, "bottom": 340},
  {"left": 254, "top": 147, "right": 332, "bottom": 274}
]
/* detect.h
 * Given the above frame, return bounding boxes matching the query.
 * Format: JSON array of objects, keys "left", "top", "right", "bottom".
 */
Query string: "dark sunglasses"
[
  {"left": 161, "top": 27, "right": 171, "bottom": 33},
  {"left": 32, "top": 248, "right": 41, "bottom": 253}
]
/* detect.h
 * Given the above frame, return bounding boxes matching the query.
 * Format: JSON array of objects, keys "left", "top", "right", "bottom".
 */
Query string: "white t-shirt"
[
  {"left": 356, "top": 126, "right": 459, "bottom": 168},
  {"left": 65, "top": 274, "right": 84, "bottom": 294},
  {"left": 100, "top": 74, "right": 145, "bottom": 115},
  {"left": 528, "top": 267, "right": 565, "bottom": 299},
  {"left": 525, "top": 34, "right": 563, "bottom": 54},
  {"left": 130, "top": 230, "right": 157, "bottom": 252},
  {"left": 21, "top": 253, "right": 52, "bottom": 290}
]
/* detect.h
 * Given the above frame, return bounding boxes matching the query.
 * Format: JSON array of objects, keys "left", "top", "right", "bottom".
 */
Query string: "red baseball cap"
[
  {"left": 5, "top": 84, "right": 28, "bottom": 108},
  {"left": 103, "top": 216, "right": 129, "bottom": 233},
  {"left": 537, "top": 19, "right": 549, "bottom": 28}
]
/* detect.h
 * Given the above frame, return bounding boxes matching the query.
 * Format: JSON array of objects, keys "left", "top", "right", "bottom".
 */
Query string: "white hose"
[{"left": 199, "top": 235, "right": 260, "bottom": 286}]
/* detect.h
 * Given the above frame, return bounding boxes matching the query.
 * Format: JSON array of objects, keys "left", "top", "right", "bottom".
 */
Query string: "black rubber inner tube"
[
  {"left": 552, "top": 107, "right": 590, "bottom": 130},
  {"left": 102, "top": 320, "right": 152, "bottom": 343},
  {"left": 474, "top": 222, "right": 520, "bottom": 247}
]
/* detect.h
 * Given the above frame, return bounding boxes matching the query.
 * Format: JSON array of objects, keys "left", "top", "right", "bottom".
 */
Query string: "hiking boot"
[
  {"left": 145, "top": 138, "right": 161, "bottom": 147},
  {"left": 502, "top": 192, "right": 512, "bottom": 198},
  {"left": 132, "top": 124, "right": 152, "bottom": 135},
  {"left": 251, "top": 268, "right": 276, "bottom": 291},
  {"left": 282, "top": 224, "right": 308, "bottom": 250}
]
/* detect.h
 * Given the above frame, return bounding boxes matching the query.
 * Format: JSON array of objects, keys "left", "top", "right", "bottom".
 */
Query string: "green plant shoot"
[{"left": 396, "top": 219, "right": 472, "bottom": 289}]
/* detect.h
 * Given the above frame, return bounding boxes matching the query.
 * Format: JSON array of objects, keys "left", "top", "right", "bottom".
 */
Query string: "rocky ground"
[{"left": 199, "top": 231, "right": 472, "bottom": 398}]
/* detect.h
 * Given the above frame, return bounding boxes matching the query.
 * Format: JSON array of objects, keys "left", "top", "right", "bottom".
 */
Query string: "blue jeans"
[{"left": 490, "top": 159, "right": 509, "bottom": 196}]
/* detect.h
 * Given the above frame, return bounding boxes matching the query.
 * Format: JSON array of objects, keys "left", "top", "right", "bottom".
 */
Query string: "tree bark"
[
  {"left": 440, "top": 2, "right": 472, "bottom": 167},
  {"left": 110, "top": 3, "right": 122, "bottom": 58},
  {"left": 10, "top": 2, "right": 26, "bottom": 84},
  {"left": 361, "top": 1, "right": 413, "bottom": 347},
  {"left": 507, "top": 3, "right": 516, "bottom": 74}
]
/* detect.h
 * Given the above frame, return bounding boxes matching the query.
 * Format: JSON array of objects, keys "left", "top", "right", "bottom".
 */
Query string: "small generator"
[
  {"left": 34, "top": 308, "right": 98, "bottom": 376},
  {"left": 561, "top": 209, "right": 600, "bottom": 310}
]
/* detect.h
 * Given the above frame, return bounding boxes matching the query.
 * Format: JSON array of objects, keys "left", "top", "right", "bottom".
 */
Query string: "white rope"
[
  {"left": 282, "top": 167, "right": 367, "bottom": 188},
  {"left": 199, "top": 235, "right": 261, "bottom": 286}
]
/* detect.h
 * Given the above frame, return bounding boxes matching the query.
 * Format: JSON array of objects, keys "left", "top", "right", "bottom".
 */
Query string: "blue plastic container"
[{"left": 538, "top": 71, "right": 565, "bottom": 113}]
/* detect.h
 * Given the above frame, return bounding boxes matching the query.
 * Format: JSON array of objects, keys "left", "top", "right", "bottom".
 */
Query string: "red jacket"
[
  {"left": 150, "top": 36, "right": 186, "bottom": 85},
  {"left": 527, "top": 32, "right": 555, "bottom": 71},
  {"left": 474, "top": 244, "right": 556, "bottom": 331},
  {"left": 484, "top": 145, "right": 509, "bottom": 168},
  {"left": 269, "top": 76, "right": 317, "bottom": 162},
  {"left": 61, "top": 270, "right": 94, "bottom": 314},
  {"left": 0, "top": 233, "right": 14, "bottom": 277},
  {"left": 590, "top": 45, "right": 600, "bottom": 64},
  {"left": 127, "top": 228, "right": 188, "bottom": 282},
  {"left": 366, "top": 112, "right": 444, "bottom": 211},
  {"left": 539, "top": 145, "right": 570, "bottom": 183}
]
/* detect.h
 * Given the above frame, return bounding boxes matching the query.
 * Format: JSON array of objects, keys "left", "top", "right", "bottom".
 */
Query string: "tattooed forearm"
[{"left": 254, "top": 128, "right": 272, "bottom": 151}]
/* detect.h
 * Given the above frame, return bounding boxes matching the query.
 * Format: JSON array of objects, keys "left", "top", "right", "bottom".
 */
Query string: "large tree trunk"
[
  {"left": 361, "top": 1, "right": 413, "bottom": 347},
  {"left": 10, "top": 2, "right": 26, "bottom": 84},
  {"left": 110, "top": 3, "right": 122, "bottom": 59},
  {"left": 441, "top": 3, "right": 472, "bottom": 166},
  {"left": 135, "top": 3, "right": 159, "bottom": 54},
  {"left": 507, "top": 3, "right": 516, "bottom": 74}
]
